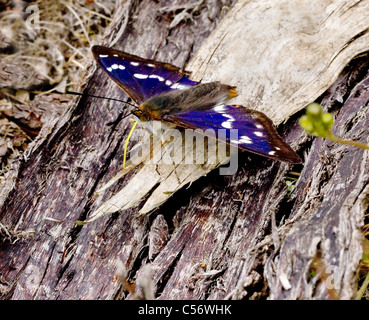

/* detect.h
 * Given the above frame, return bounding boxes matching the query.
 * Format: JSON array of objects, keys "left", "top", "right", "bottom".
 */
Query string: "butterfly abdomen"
[{"left": 139, "top": 82, "right": 238, "bottom": 120}]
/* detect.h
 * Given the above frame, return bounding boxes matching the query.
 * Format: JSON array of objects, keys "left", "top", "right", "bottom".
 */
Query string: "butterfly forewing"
[{"left": 91, "top": 46, "right": 197, "bottom": 104}]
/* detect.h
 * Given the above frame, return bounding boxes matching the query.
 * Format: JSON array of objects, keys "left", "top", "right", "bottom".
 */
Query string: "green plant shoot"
[{"left": 299, "top": 103, "right": 369, "bottom": 150}]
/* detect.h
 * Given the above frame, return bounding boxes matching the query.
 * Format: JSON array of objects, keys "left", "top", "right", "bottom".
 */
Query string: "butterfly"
[{"left": 91, "top": 45, "right": 301, "bottom": 164}]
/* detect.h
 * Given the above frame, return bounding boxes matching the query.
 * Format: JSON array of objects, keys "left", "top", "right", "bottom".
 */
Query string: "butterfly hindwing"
[
  {"left": 163, "top": 104, "right": 301, "bottom": 163},
  {"left": 91, "top": 46, "right": 197, "bottom": 105}
]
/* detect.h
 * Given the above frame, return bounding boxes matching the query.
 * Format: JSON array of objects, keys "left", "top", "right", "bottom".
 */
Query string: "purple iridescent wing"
[
  {"left": 91, "top": 46, "right": 197, "bottom": 105},
  {"left": 163, "top": 104, "right": 301, "bottom": 163}
]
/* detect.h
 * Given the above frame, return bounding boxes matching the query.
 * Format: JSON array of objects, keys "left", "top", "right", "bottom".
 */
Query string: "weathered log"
[{"left": 0, "top": 0, "right": 369, "bottom": 301}]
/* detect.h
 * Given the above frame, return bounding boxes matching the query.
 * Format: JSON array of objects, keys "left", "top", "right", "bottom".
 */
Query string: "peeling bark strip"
[{"left": 0, "top": 0, "right": 369, "bottom": 300}]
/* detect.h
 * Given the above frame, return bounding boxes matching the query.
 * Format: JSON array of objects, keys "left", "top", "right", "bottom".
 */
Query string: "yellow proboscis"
[{"left": 123, "top": 120, "right": 138, "bottom": 169}]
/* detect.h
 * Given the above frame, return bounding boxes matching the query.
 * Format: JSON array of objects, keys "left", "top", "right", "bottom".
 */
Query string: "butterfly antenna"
[
  {"left": 66, "top": 91, "right": 138, "bottom": 109},
  {"left": 123, "top": 120, "right": 138, "bottom": 169},
  {"left": 67, "top": 91, "right": 140, "bottom": 168},
  {"left": 121, "top": 110, "right": 136, "bottom": 120}
]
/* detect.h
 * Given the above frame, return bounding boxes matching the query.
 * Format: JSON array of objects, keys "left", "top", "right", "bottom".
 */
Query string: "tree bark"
[{"left": 1, "top": 0, "right": 369, "bottom": 300}]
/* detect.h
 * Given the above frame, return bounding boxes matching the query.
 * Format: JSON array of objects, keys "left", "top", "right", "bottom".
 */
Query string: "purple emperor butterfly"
[{"left": 91, "top": 45, "right": 301, "bottom": 164}]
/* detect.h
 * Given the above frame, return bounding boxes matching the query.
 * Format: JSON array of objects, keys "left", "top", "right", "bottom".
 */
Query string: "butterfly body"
[
  {"left": 91, "top": 45, "right": 301, "bottom": 164},
  {"left": 136, "top": 81, "right": 237, "bottom": 122}
]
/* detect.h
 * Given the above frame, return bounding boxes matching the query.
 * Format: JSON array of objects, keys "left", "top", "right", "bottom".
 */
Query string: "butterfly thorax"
[{"left": 134, "top": 82, "right": 237, "bottom": 122}]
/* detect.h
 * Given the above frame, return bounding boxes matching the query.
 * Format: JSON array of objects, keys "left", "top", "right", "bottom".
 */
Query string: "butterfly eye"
[{"left": 132, "top": 110, "right": 149, "bottom": 122}]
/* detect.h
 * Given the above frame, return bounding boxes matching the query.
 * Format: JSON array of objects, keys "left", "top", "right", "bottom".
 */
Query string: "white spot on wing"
[
  {"left": 134, "top": 73, "right": 148, "bottom": 79},
  {"left": 149, "top": 74, "right": 164, "bottom": 81},
  {"left": 170, "top": 83, "right": 189, "bottom": 90},
  {"left": 230, "top": 139, "right": 241, "bottom": 144},
  {"left": 165, "top": 80, "right": 172, "bottom": 86},
  {"left": 255, "top": 124, "right": 263, "bottom": 129},
  {"left": 147, "top": 63, "right": 155, "bottom": 67},
  {"left": 214, "top": 105, "right": 226, "bottom": 113},
  {"left": 268, "top": 151, "right": 276, "bottom": 155},
  {"left": 113, "top": 54, "right": 118, "bottom": 57},
  {"left": 221, "top": 121, "right": 233, "bottom": 129},
  {"left": 222, "top": 114, "right": 235, "bottom": 121},
  {"left": 111, "top": 64, "right": 118, "bottom": 69},
  {"left": 254, "top": 131, "right": 263, "bottom": 137},
  {"left": 240, "top": 135, "right": 253, "bottom": 144},
  {"left": 99, "top": 54, "right": 108, "bottom": 58},
  {"left": 119, "top": 65, "right": 125, "bottom": 70},
  {"left": 131, "top": 62, "right": 139, "bottom": 66},
  {"left": 107, "top": 67, "right": 112, "bottom": 72}
]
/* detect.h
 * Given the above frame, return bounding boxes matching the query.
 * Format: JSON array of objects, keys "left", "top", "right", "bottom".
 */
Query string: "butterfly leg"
[{"left": 123, "top": 120, "right": 138, "bottom": 169}]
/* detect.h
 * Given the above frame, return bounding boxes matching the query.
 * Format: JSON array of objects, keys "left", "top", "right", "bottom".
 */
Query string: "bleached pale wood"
[
  {"left": 90, "top": 0, "right": 369, "bottom": 220},
  {"left": 188, "top": 0, "right": 369, "bottom": 125},
  {"left": 88, "top": 127, "right": 234, "bottom": 221}
]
